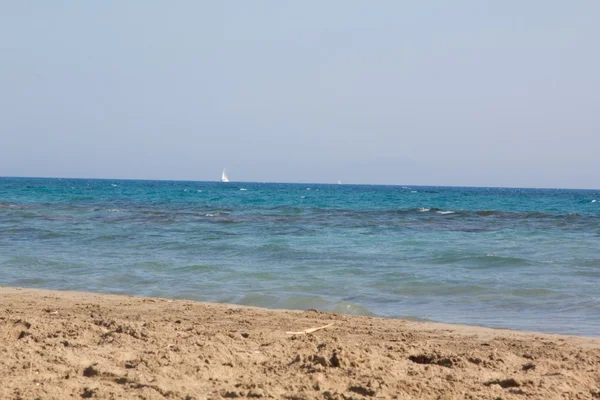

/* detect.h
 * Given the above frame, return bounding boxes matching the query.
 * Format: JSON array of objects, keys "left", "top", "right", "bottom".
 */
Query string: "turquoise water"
[{"left": 1, "top": 177, "right": 599, "bottom": 336}]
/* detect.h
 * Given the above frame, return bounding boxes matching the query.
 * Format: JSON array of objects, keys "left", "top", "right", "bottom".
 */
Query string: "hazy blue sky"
[{"left": 1, "top": 1, "right": 598, "bottom": 188}]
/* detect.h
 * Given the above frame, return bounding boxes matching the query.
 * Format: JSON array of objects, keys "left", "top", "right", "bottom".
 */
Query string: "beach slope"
[{"left": 1, "top": 287, "right": 598, "bottom": 399}]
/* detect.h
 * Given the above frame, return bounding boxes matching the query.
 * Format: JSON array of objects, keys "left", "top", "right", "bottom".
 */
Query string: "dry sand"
[{"left": 1, "top": 287, "right": 599, "bottom": 399}]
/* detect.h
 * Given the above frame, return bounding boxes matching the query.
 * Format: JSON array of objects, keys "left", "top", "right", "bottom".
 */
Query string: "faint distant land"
[{"left": 221, "top": 169, "right": 230, "bottom": 183}]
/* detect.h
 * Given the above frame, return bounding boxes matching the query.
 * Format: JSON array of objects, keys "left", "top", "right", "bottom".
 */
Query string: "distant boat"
[
  {"left": 337, "top": 180, "right": 342, "bottom": 185},
  {"left": 221, "top": 169, "right": 230, "bottom": 183}
]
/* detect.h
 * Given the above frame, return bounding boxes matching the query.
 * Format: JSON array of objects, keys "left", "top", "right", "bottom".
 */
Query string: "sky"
[{"left": 1, "top": 1, "right": 599, "bottom": 188}]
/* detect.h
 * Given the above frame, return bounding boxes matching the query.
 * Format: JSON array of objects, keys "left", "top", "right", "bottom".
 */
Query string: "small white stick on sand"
[{"left": 286, "top": 322, "right": 335, "bottom": 335}]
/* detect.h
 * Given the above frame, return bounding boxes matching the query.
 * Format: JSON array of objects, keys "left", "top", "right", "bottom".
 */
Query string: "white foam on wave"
[
  {"left": 205, "top": 213, "right": 220, "bottom": 217},
  {"left": 111, "top": 184, "right": 118, "bottom": 187},
  {"left": 240, "top": 188, "right": 248, "bottom": 191},
  {"left": 592, "top": 199, "right": 597, "bottom": 203},
  {"left": 106, "top": 209, "right": 124, "bottom": 213},
  {"left": 411, "top": 190, "right": 417, "bottom": 193},
  {"left": 418, "top": 208, "right": 430, "bottom": 212},
  {"left": 437, "top": 210, "right": 455, "bottom": 215}
]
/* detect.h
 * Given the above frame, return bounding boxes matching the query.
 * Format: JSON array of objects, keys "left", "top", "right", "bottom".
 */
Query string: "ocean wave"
[
  {"left": 131, "top": 261, "right": 171, "bottom": 269},
  {"left": 254, "top": 206, "right": 598, "bottom": 220},
  {"left": 475, "top": 210, "right": 496, "bottom": 216},
  {"left": 1, "top": 226, "right": 70, "bottom": 240},
  {"left": 39, "top": 231, "right": 68, "bottom": 239},
  {"left": 204, "top": 212, "right": 231, "bottom": 217},
  {"left": 391, "top": 283, "right": 490, "bottom": 296},
  {"left": 186, "top": 207, "right": 600, "bottom": 232},
  {"left": 505, "top": 288, "right": 564, "bottom": 297},
  {"left": 430, "top": 254, "right": 534, "bottom": 268},
  {"left": 42, "top": 214, "right": 76, "bottom": 221},
  {"left": 0, "top": 202, "right": 36, "bottom": 210},
  {"left": 177, "top": 264, "right": 221, "bottom": 273},
  {"left": 237, "top": 293, "right": 281, "bottom": 308},
  {"left": 92, "top": 234, "right": 133, "bottom": 241},
  {"left": 331, "top": 302, "right": 375, "bottom": 316},
  {"left": 12, "top": 278, "right": 47, "bottom": 286}
]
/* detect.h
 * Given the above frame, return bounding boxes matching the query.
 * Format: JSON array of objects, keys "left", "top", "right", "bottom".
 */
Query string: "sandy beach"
[{"left": 1, "top": 287, "right": 599, "bottom": 399}]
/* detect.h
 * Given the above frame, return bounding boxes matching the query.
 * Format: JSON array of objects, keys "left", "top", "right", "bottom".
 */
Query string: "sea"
[{"left": 1, "top": 177, "right": 599, "bottom": 336}]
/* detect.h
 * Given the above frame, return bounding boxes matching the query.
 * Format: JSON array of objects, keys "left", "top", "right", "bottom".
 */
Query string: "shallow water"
[{"left": 1, "top": 177, "right": 599, "bottom": 336}]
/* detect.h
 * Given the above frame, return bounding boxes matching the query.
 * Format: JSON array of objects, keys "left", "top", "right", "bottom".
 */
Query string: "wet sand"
[{"left": 1, "top": 287, "right": 599, "bottom": 399}]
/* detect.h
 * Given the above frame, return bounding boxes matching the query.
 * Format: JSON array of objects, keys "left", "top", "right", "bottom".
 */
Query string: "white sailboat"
[{"left": 221, "top": 169, "right": 230, "bottom": 183}]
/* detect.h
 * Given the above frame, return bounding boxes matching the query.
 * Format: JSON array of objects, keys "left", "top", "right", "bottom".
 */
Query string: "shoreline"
[
  {"left": 2, "top": 287, "right": 599, "bottom": 399},
  {"left": 1, "top": 286, "right": 597, "bottom": 339},
  {"left": 1, "top": 286, "right": 595, "bottom": 339}
]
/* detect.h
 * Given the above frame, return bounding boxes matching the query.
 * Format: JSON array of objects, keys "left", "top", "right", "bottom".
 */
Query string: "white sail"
[{"left": 221, "top": 169, "right": 229, "bottom": 183}]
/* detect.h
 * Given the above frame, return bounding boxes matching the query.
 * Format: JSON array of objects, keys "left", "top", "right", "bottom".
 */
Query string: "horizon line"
[{"left": 1, "top": 175, "right": 598, "bottom": 191}]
